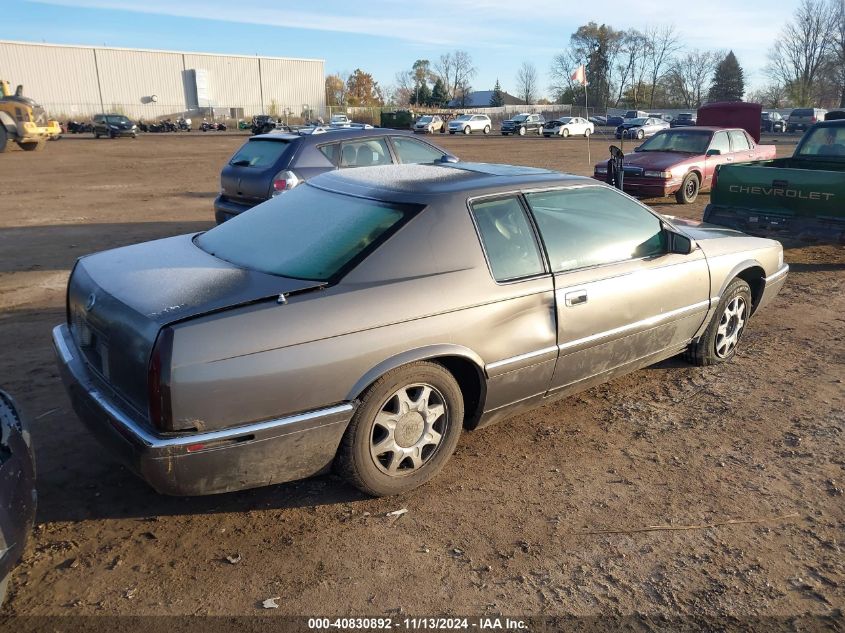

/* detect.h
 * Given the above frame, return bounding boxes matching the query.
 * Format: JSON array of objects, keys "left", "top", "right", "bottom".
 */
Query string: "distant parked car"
[
  {"left": 615, "top": 117, "right": 670, "bottom": 140},
  {"left": 606, "top": 115, "right": 624, "bottom": 127},
  {"left": 413, "top": 115, "right": 444, "bottom": 134},
  {"left": 787, "top": 108, "right": 827, "bottom": 133},
  {"left": 448, "top": 114, "right": 492, "bottom": 135},
  {"left": 649, "top": 113, "right": 672, "bottom": 122},
  {"left": 92, "top": 113, "right": 137, "bottom": 138},
  {"left": 623, "top": 110, "right": 649, "bottom": 120},
  {"left": 543, "top": 117, "right": 594, "bottom": 138},
  {"left": 0, "top": 390, "right": 36, "bottom": 606},
  {"left": 330, "top": 114, "right": 352, "bottom": 127},
  {"left": 761, "top": 112, "right": 787, "bottom": 133},
  {"left": 213, "top": 128, "right": 457, "bottom": 223},
  {"left": 501, "top": 113, "right": 545, "bottom": 136},
  {"left": 670, "top": 112, "right": 697, "bottom": 128},
  {"left": 588, "top": 115, "right": 607, "bottom": 126}
]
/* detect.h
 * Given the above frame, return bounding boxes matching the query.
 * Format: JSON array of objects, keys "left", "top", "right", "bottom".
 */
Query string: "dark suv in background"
[
  {"left": 213, "top": 128, "right": 458, "bottom": 224},
  {"left": 787, "top": 108, "right": 827, "bottom": 133},
  {"left": 670, "top": 112, "right": 697, "bottom": 127},
  {"left": 761, "top": 111, "right": 786, "bottom": 132}
]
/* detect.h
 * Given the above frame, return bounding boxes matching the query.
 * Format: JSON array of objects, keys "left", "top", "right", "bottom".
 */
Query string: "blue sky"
[{"left": 6, "top": 0, "right": 793, "bottom": 98}]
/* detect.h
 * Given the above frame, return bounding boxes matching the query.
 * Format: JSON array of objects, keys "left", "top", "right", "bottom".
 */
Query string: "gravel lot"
[{"left": 0, "top": 131, "right": 842, "bottom": 625}]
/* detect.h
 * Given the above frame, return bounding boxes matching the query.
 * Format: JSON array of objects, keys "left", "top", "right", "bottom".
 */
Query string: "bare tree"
[
  {"left": 832, "top": 0, "right": 845, "bottom": 106},
  {"left": 644, "top": 25, "right": 682, "bottom": 108},
  {"left": 435, "top": 50, "right": 477, "bottom": 101},
  {"left": 515, "top": 61, "right": 539, "bottom": 104},
  {"left": 747, "top": 83, "right": 790, "bottom": 108},
  {"left": 614, "top": 30, "right": 649, "bottom": 107},
  {"left": 391, "top": 70, "right": 414, "bottom": 106},
  {"left": 766, "top": 0, "right": 838, "bottom": 106},
  {"left": 665, "top": 50, "right": 720, "bottom": 108}
]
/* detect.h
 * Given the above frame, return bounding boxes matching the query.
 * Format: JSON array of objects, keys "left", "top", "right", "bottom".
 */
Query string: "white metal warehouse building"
[{"left": 0, "top": 40, "right": 325, "bottom": 120}]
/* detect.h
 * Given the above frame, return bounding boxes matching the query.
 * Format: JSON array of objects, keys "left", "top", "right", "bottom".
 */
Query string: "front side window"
[
  {"left": 709, "top": 131, "right": 731, "bottom": 154},
  {"left": 525, "top": 187, "right": 666, "bottom": 273},
  {"left": 197, "top": 184, "right": 415, "bottom": 281},
  {"left": 471, "top": 197, "right": 545, "bottom": 282},
  {"left": 339, "top": 138, "right": 391, "bottom": 167},
  {"left": 391, "top": 137, "right": 444, "bottom": 164}
]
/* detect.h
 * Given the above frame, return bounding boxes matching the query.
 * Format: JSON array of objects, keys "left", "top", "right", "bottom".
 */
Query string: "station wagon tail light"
[
  {"left": 644, "top": 170, "right": 672, "bottom": 179},
  {"left": 271, "top": 170, "right": 300, "bottom": 196},
  {"left": 148, "top": 327, "right": 174, "bottom": 430}
]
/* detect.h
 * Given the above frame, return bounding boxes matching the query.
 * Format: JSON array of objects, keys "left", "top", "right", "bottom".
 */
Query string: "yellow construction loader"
[{"left": 0, "top": 80, "right": 61, "bottom": 152}]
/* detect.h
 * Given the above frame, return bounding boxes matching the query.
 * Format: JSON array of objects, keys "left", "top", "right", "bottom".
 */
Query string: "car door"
[
  {"left": 727, "top": 129, "right": 757, "bottom": 162},
  {"left": 703, "top": 130, "right": 732, "bottom": 187},
  {"left": 522, "top": 185, "right": 710, "bottom": 395}
]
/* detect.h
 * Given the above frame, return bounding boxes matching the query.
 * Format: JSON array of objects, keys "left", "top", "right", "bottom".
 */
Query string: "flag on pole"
[{"left": 571, "top": 64, "right": 588, "bottom": 86}]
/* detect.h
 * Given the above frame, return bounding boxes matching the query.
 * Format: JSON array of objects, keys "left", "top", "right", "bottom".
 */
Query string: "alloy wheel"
[
  {"left": 715, "top": 297, "right": 747, "bottom": 358},
  {"left": 369, "top": 383, "right": 448, "bottom": 476}
]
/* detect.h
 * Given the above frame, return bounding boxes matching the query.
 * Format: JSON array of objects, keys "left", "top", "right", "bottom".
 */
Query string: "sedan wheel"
[
  {"left": 518, "top": 127, "right": 526, "bottom": 136},
  {"left": 464, "top": 126, "right": 471, "bottom": 135},
  {"left": 483, "top": 125, "right": 491, "bottom": 134},
  {"left": 336, "top": 361, "right": 464, "bottom": 496},
  {"left": 584, "top": 128, "right": 591, "bottom": 138},
  {"left": 686, "top": 278, "right": 751, "bottom": 366},
  {"left": 562, "top": 128, "right": 569, "bottom": 138},
  {"left": 675, "top": 172, "right": 700, "bottom": 204}
]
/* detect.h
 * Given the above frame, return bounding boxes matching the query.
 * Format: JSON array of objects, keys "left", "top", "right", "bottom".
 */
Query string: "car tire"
[
  {"left": 584, "top": 128, "right": 591, "bottom": 138},
  {"left": 94, "top": 131, "right": 100, "bottom": 139},
  {"left": 463, "top": 126, "right": 471, "bottom": 135},
  {"left": 562, "top": 128, "right": 569, "bottom": 138},
  {"left": 336, "top": 361, "right": 464, "bottom": 497},
  {"left": 19, "top": 140, "right": 45, "bottom": 151},
  {"left": 537, "top": 127, "right": 543, "bottom": 135},
  {"left": 675, "top": 172, "right": 700, "bottom": 204},
  {"left": 449, "top": 131, "right": 455, "bottom": 134},
  {"left": 518, "top": 127, "right": 526, "bottom": 136},
  {"left": 686, "top": 278, "right": 751, "bottom": 366},
  {"left": 483, "top": 125, "right": 491, "bottom": 134},
  {"left": 0, "top": 126, "right": 7, "bottom": 153}
]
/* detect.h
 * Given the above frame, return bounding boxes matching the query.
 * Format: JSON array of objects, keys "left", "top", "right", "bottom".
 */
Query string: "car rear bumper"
[
  {"left": 213, "top": 194, "right": 257, "bottom": 224},
  {"left": 52, "top": 324, "right": 356, "bottom": 496},
  {"left": 703, "top": 205, "right": 845, "bottom": 244}
]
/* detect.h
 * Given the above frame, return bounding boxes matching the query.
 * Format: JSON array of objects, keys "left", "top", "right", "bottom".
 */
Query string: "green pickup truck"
[{"left": 704, "top": 119, "right": 844, "bottom": 243}]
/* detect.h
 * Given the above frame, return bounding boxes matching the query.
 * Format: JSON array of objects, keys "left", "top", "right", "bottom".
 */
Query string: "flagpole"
[{"left": 585, "top": 63, "right": 591, "bottom": 165}]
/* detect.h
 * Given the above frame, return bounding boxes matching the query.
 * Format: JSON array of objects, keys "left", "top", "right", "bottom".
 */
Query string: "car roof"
[
  {"left": 308, "top": 162, "right": 592, "bottom": 202},
  {"left": 250, "top": 127, "right": 414, "bottom": 143}
]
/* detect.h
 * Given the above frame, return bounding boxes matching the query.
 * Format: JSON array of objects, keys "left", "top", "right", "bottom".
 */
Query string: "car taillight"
[
  {"left": 271, "top": 170, "right": 300, "bottom": 197},
  {"left": 148, "top": 327, "right": 174, "bottom": 430}
]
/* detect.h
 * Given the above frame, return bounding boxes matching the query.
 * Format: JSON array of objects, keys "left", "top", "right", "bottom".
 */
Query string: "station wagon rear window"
[
  {"left": 229, "top": 139, "right": 292, "bottom": 168},
  {"left": 197, "top": 184, "right": 416, "bottom": 281}
]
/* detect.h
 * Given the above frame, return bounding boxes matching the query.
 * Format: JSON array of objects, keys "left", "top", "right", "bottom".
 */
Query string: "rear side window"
[
  {"left": 471, "top": 197, "right": 545, "bottom": 282},
  {"left": 728, "top": 130, "right": 751, "bottom": 151},
  {"left": 391, "top": 137, "right": 444, "bottom": 164},
  {"left": 339, "top": 138, "right": 392, "bottom": 167},
  {"left": 197, "top": 184, "right": 415, "bottom": 281},
  {"left": 318, "top": 142, "right": 340, "bottom": 165},
  {"left": 230, "top": 140, "right": 292, "bottom": 168},
  {"left": 525, "top": 187, "right": 665, "bottom": 273}
]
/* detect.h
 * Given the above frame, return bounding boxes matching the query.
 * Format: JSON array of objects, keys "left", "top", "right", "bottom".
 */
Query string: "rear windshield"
[
  {"left": 229, "top": 139, "right": 292, "bottom": 168},
  {"left": 796, "top": 126, "right": 845, "bottom": 159},
  {"left": 196, "top": 185, "right": 417, "bottom": 281},
  {"left": 637, "top": 129, "right": 712, "bottom": 153},
  {"left": 677, "top": 113, "right": 693, "bottom": 119},
  {"left": 791, "top": 109, "right": 813, "bottom": 117}
]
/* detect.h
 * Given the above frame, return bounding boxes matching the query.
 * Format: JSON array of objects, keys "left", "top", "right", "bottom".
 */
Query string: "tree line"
[{"left": 326, "top": 0, "right": 844, "bottom": 110}]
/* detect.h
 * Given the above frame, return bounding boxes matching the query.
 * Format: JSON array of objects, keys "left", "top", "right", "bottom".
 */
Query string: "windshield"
[
  {"left": 796, "top": 126, "right": 845, "bottom": 159},
  {"left": 637, "top": 130, "right": 712, "bottom": 153},
  {"left": 512, "top": 115, "right": 528, "bottom": 122},
  {"left": 105, "top": 115, "right": 131, "bottom": 124},
  {"left": 556, "top": 118, "right": 572, "bottom": 124},
  {"left": 197, "top": 185, "right": 416, "bottom": 281},
  {"left": 417, "top": 116, "right": 432, "bottom": 123},
  {"left": 455, "top": 115, "right": 473, "bottom": 121},
  {"left": 629, "top": 118, "right": 648, "bottom": 125}
]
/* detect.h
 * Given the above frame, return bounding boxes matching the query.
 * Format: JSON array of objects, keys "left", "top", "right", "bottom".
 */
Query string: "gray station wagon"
[{"left": 53, "top": 163, "right": 788, "bottom": 497}]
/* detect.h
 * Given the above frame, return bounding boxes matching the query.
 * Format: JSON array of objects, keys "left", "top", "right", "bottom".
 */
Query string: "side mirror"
[
  {"left": 440, "top": 154, "right": 459, "bottom": 164},
  {"left": 666, "top": 228, "right": 694, "bottom": 255},
  {"left": 706, "top": 148, "right": 721, "bottom": 156}
]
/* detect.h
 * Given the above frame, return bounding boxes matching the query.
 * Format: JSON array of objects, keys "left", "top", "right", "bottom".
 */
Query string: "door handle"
[{"left": 565, "top": 290, "right": 588, "bottom": 306}]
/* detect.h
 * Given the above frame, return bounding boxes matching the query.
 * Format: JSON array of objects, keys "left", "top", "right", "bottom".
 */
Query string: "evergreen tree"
[
  {"left": 430, "top": 78, "right": 448, "bottom": 107},
  {"left": 490, "top": 79, "right": 505, "bottom": 107},
  {"left": 707, "top": 51, "right": 745, "bottom": 102},
  {"left": 416, "top": 82, "right": 432, "bottom": 106}
]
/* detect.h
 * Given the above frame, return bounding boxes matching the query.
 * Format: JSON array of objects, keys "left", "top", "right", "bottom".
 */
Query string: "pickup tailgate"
[{"left": 705, "top": 160, "right": 844, "bottom": 241}]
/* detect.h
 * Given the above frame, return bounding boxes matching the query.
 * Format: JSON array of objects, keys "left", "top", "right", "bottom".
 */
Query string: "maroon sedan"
[{"left": 594, "top": 127, "right": 776, "bottom": 204}]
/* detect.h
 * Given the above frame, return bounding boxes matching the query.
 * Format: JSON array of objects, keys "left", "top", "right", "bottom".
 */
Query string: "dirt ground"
[{"left": 0, "top": 131, "right": 843, "bottom": 626}]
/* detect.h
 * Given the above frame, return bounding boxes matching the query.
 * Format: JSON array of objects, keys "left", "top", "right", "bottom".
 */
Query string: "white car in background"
[
  {"left": 413, "top": 115, "right": 444, "bottom": 134},
  {"left": 542, "top": 116, "right": 595, "bottom": 138},
  {"left": 330, "top": 114, "right": 352, "bottom": 127},
  {"left": 448, "top": 114, "right": 492, "bottom": 135}
]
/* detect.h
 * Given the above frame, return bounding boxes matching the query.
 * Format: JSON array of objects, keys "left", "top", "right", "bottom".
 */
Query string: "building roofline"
[{"left": 0, "top": 39, "right": 324, "bottom": 64}]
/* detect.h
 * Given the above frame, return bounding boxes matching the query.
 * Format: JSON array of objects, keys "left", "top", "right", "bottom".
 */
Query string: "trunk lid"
[{"left": 68, "top": 233, "right": 323, "bottom": 416}]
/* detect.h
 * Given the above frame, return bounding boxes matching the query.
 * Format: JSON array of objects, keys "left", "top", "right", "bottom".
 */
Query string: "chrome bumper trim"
[{"left": 765, "top": 264, "right": 789, "bottom": 283}]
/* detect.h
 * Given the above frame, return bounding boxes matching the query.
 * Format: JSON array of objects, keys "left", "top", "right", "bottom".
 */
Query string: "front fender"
[
  {"left": 346, "top": 344, "right": 486, "bottom": 401},
  {"left": 716, "top": 258, "right": 766, "bottom": 299}
]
